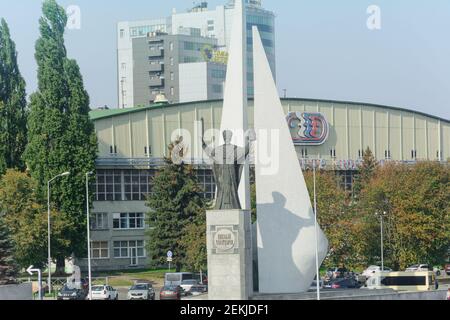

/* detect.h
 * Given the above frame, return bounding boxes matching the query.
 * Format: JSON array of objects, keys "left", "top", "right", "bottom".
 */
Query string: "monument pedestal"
[{"left": 207, "top": 210, "right": 253, "bottom": 300}]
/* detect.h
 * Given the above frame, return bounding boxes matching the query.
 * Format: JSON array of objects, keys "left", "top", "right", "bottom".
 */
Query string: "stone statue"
[{"left": 201, "top": 119, "right": 254, "bottom": 210}]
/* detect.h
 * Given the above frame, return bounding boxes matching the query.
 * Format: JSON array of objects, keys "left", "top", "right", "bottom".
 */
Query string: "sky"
[{"left": 0, "top": 0, "right": 449, "bottom": 120}]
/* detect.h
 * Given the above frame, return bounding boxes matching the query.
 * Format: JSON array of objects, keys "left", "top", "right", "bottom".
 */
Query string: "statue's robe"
[{"left": 204, "top": 143, "right": 246, "bottom": 210}]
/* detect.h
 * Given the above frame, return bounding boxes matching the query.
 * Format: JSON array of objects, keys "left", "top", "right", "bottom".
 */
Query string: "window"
[
  {"left": 91, "top": 242, "right": 109, "bottom": 259},
  {"left": 169, "top": 42, "right": 174, "bottom": 51},
  {"left": 91, "top": 213, "right": 108, "bottom": 230},
  {"left": 113, "top": 240, "right": 146, "bottom": 258},
  {"left": 170, "top": 72, "right": 174, "bottom": 81},
  {"left": 123, "top": 170, "right": 154, "bottom": 201},
  {"left": 121, "top": 63, "right": 126, "bottom": 71},
  {"left": 113, "top": 213, "right": 144, "bottom": 230},
  {"left": 196, "top": 169, "right": 215, "bottom": 199},
  {"left": 211, "top": 69, "right": 226, "bottom": 79},
  {"left": 96, "top": 170, "right": 122, "bottom": 201},
  {"left": 120, "top": 29, "right": 125, "bottom": 38},
  {"left": 170, "top": 57, "right": 174, "bottom": 65},
  {"left": 170, "top": 87, "right": 174, "bottom": 96},
  {"left": 212, "top": 84, "right": 222, "bottom": 94}
]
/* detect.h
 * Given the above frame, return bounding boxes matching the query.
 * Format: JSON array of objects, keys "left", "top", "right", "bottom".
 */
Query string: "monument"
[
  {"left": 204, "top": 0, "right": 329, "bottom": 300},
  {"left": 205, "top": 0, "right": 253, "bottom": 300}
]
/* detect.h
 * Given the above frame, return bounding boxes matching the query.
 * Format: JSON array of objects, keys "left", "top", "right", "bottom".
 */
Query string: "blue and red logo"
[{"left": 287, "top": 112, "right": 329, "bottom": 146}]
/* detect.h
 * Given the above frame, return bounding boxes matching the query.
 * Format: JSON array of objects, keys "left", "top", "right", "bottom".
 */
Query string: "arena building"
[{"left": 78, "top": 98, "right": 450, "bottom": 271}]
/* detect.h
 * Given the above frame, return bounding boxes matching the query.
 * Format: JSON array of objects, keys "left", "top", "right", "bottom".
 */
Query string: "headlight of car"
[{"left": 72, "top": 292, "right": 77, "bottom": 297}]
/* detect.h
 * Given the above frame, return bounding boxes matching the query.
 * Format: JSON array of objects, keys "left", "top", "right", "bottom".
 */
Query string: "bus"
[{"left": 366, "top": 271, "right": 438, "bottom": 292}]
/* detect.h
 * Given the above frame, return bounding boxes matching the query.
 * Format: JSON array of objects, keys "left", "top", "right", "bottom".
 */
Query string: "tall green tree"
[
  {"left": 24, "top": 0, "right": 97, "bottom": 273},
  {"left": 146, "top": 139, "right": 209, "bottom": 271},
  {"left": 0, "top": 19, "right": 27, "bottom": 173},
  {"left": 0, "top": 170, "right": 73, "bottom": 270}
]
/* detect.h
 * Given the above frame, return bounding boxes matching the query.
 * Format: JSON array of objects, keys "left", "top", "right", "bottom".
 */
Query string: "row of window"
[
  {"left": 95, "top": 169, "right": 215, "bottom": 202},
  {"left": 91, "top": 241, "right": 146, "bottom": 260},
  {"left": 91, "top": 213, "right": 145, "bottom": 230}
]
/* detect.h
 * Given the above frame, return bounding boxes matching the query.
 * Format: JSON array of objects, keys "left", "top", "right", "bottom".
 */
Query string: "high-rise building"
[
  {"left": 117, "top": 1, "right": 275, "bottom": 108},
  {"left": 124, "top": 31, "right": 220, "bottom": 106}
]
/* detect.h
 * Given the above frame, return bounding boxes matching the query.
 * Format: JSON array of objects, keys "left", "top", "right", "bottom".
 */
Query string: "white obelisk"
[
  {"left": 220, "top": 0, "right": 250, "bottom": 210},
  {"left": 253, "top": 26, "right": 329, "bottom": 294}
]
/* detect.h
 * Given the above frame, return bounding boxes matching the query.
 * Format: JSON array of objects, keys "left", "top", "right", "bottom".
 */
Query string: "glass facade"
[{"left": 94, "top": 169, "right": 215, "bottom": 202}]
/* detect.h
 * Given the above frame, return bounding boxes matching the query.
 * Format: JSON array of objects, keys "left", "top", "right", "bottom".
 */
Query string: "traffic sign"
[
  {"left": 167, "top": 257, "right": 173, "bottom": 262},
  {"left": 27, "top": 265, "right": 42, "bottom": 300},
  {"left": 167, "top": 251, "right": 173, "bottom": 258}
]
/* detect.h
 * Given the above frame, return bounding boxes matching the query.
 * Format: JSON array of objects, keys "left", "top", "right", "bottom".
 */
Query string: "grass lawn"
[{"left": 91, "top": 269, "right": 172, "bottom": 287}]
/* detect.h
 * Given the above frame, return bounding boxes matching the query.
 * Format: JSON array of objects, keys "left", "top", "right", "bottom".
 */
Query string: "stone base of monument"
[{"left": 206, "top": 210, "right": 253, "bottom": 300}]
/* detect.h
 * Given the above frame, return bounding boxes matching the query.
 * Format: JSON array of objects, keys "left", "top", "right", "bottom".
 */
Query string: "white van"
[{"left": 164, "top": 272, "right": 195, "bottom": 287}]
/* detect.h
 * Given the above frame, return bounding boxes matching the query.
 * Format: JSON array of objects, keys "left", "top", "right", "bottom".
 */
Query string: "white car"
[
  {"left": 89, "top": 285, "right": 119, "bottom": 300},
  {"left": 362, "top": 266, "right": 392, "bottom": 278},
  {"left": 405, "top": 264, "right": 429, "bottom": 272},
  {"left": 180, "top": 279, "right": 200, "bottom": 293}
]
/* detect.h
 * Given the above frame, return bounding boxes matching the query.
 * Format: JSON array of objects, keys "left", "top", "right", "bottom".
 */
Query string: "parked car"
[
  {"left": 324, "top": 278, "right": 362, "bottom": 290},
  {"left": 310, "top": 275, "right": 324, "bottom": 291},
  {"left": 57, "top": 285, "right": 88, "bottom": 300},
  {"left": 405, "top": 264, "right": 430, "bottom": 272},
  {"left": 180, "top": 279, "right": 200, "bottom": 293},
  {"left": 89, "top": 285, "right": 119, "bottom": 300},
  {"left": 444, "top": 264, "right": 450, "bottom": 276},
  {"left": 327, "top": 267, "right": 349, "bottom": 279},
  {"left": 433, "top": 266, "right": 441, "bottom": 276},
  {"left": 362, "top": 266, "right": 393, "bottom": 280},
  {"left": 189, "top": 285, "right": 208, "bottom": 296},
  {"left": 160, "top": 285, "right": 183, "bottom": 300},
  {"left": 127, "top": 283, "right": 155, "bottom": 300}
]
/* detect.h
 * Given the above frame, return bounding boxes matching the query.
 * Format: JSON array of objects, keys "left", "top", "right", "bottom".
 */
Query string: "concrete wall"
[{"left": 0, "top": 283, "right": 32, "bottom": 300}]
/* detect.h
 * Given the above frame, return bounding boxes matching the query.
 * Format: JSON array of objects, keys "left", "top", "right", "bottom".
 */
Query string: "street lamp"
[
  {"left": 86, "top": 171, "right": 94, "bottom": 300},
  {"left": 47, "top": 171, "right": 70, "bottom": 294},
  {"left": 375, "top": 211, "right": 387, "bottom": 271},
  {"left": 313, "top": 161, "right": 321, "bottom": 301}
]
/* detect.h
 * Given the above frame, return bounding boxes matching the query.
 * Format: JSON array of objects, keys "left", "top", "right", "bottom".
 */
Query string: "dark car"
[
  {"left": 188, "top": 285, "right": 208, "bottom": 296},
  {"left": 160, "top": 286, "right": 183, "bottom": 300},
  {"left": 445, "top": 264, "right": 450, "bottom": 276},
  {"left": 57, "top": 285, "right": 88, "bottom": 300},
  {"left": 324, "top": 278, "right": 361, "bottom": 290}
]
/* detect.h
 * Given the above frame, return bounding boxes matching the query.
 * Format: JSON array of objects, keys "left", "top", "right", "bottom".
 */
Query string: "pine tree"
[
  {"left": 146, "top": 139, "right": 208, "bottom": 271},
  {"left": 24, "top": 0, "right": 97, "bottom": 273},
  {"left": 0, "top": 19, "right": 27, "bottom": 173}
]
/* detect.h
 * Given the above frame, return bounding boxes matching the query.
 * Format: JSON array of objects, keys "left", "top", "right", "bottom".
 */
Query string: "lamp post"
[
  {"left": 313, "top": 161, "right": 320, "bottom": 301},
  {"left": 47, "top": 171, "right": 70, "bottom": 294},
  {"left": 86, "top": 171, "right": 93, "bottom": 300},
  {"left": 375, "top": 211, "right": 387, "bottom": 270}
]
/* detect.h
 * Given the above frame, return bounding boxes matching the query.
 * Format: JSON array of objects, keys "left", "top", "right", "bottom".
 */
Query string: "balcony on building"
[
  {"left": 149, "top": 62, "right": 164, "bottom": 72},
  {"left": 148, "top": 48, "right": 164, "bottom": 58},
  {"left": 149, "top": 77, "right": 164, "bottom": 87}
]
